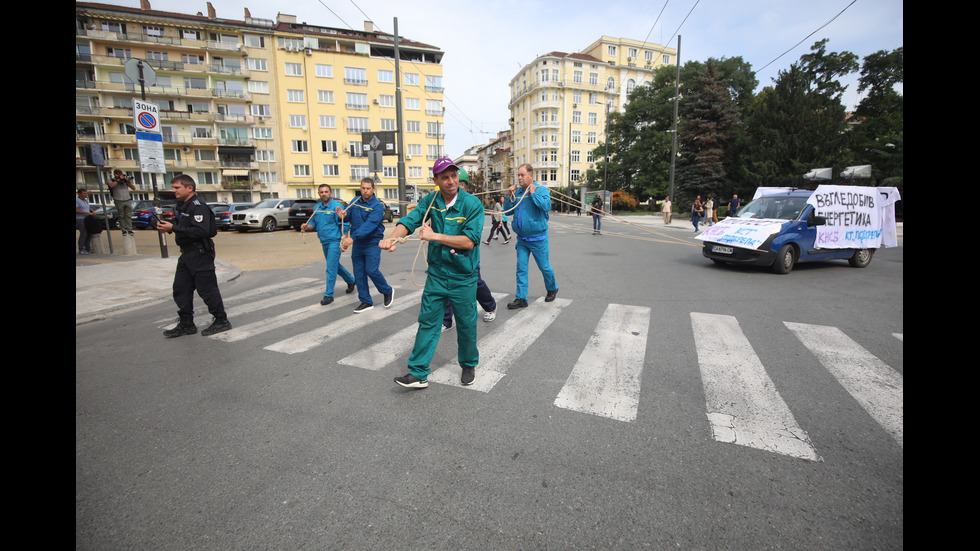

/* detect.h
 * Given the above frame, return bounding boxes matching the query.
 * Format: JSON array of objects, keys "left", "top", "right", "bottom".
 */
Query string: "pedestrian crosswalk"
[{"left": 169, "top": 276, "right": 903, "bottom": 461}]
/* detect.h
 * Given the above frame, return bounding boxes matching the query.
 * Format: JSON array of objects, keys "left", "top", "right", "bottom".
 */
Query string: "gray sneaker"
[{"left": 394, "top": 374, "right": 428, "bottom": 389}]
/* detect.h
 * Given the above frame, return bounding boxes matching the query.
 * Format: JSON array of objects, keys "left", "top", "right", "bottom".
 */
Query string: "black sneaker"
[
  {"left": 320, "top": 296, "right": 334, "bottom": 305},
  {"left": 201, "top": 316, "right": 232, "bottom": 336},
  {"left": 461, "top": 366, "right": 476, "bottom": 386},
  {"left": 507, "top": 298, "right": 528, "bottom": 309},
  {"left": 545, "top": 289, "right": 558, "bottom": 302},
  {"left": 354, "top": 302, "right": 373, "bottom": 313},
  {"left": 394, "top": 374, "right": 428, "bottom": 389},
  {"left": 383, "top": 290, "right": 394, "bottom": 308},
  {"left": 346, "top": 282, "right": 356, "bottom": 294}
]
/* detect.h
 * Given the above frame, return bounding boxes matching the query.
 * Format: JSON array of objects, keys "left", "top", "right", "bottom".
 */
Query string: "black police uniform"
[{"left": 169, "top": 196, "right": 228, "bottom": 333}]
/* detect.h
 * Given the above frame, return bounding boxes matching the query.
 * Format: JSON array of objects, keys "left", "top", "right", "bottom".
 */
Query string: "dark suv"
[{"left": 288, "top": 199, "right": 350, "bottom": 230}]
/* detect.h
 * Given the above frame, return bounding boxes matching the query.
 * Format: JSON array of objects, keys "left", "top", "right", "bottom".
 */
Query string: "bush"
[{"left": 612, "top": 191, "right": 638, "bottom": 210}]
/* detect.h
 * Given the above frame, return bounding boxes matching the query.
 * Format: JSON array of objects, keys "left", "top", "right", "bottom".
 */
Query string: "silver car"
[{"left": 231, "top": 198, "right": 299, "bottom": 232}]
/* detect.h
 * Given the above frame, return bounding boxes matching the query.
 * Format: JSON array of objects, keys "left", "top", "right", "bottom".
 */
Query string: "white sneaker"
[{"left": 483, "top": 310, "right": 496, "bottom": 322}]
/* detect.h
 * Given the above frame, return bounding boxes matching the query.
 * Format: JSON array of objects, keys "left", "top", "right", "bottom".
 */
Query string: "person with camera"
[{"left": 108, "top": 169, "right": 137, "bottom": 235}]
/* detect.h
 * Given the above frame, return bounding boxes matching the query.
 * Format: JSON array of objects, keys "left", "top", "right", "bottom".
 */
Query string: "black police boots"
[
  {"left": 164, "top": 314, "right": 197, "bottom": 338},
  {"left": 201, "top": 314, "right": 232, "bottom": 336}
]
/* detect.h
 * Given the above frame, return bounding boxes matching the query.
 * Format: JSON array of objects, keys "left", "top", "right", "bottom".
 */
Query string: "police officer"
[{"left": 156, "top": 174, "right": 232, "bottom": 337}]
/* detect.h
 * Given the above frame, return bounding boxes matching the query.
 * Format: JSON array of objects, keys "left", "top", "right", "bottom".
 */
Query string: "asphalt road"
[{"left": 76, "top": 213, "right": 903, "bottom": 550}]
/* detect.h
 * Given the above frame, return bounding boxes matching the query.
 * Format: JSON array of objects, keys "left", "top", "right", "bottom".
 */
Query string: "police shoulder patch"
[{"left": 194, "top": 214, "right": 204, "bottom": 223}]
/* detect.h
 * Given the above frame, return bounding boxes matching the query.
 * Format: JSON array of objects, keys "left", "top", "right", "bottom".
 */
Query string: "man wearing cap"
[
  {"left": 503, "top": 163, "right": 559, "bottom": 309},
  {"left": 443, "top": 168, "right": 497, "bottom": 329},
  {"left": 340, "top": 178, "right": 394, "bottom": 313},
  {"left": 379, "top": 158, "right": 485, "bottom": 389}
]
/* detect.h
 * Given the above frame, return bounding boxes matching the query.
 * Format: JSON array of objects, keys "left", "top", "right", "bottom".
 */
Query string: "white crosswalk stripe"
[
  {"left": 784, "top": 322, "right": 903, "bottom": 448},
  {"left": 263, "top": 290, "right": 422, "bottom": 354},
  {"left": 428, "top": 297, "right": 572, "bottom": 391},
  {"left": 554, "top": 304, "right": 650, "bottom": 422},
  {"left": 202, "top": 281, "right": 902, "bottom": 461},
  {"left": 338, "top": 292, "right": 508, "bottom": 370},
  {"left": 691, "top": 313, "right": 821, "bottom": 461}
]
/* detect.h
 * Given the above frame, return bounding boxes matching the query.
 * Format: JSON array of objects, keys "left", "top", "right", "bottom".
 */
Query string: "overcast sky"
[{"left": 89, "top": 0, "right": 904, "bottom": 157}]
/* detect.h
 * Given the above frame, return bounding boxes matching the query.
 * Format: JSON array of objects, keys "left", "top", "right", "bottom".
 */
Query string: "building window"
[
  {"left": 284, "top": 62, "right": 302, "bottom": 76},
  {"left": 571, "top": 169, "right": 580, "bottom": 181},
  {"left": 291, "top": 140, "right": 308, "bottom": 153},
  {"left": 289, "top": 115, "right": 307, "bottom": 128},
  {"left": 351, "top": 165, "right": 369, "bottom": 179},
  {"left": 251, "top": 104, "right": 271, "bottom": 117},
  {"left": 571, "top": 150, "right": 581, "bottom": 163},
  {"left": 318, "top": 90, "right": 334, "bottom": 103},
  {"left": 589, "top": 72, "right": 598, "bottom": 86},
  {"left": 378, "top": 69, "right": 394, "bottom": 83},
  {"left": 253, "top": 127, "right": 273, "bottom": 139},
  {"left": 316, "top": 64, "right": 333, "bottom": 78},
  {"left": 347, "top": 117, "right": 369, "bottom": 133},
  {"left": 409, "top": 166, "right": 424, "bottom": 179},
  {"left": 587, "top": 131, "right": 597, "bottom": 144},
  {"left": 425, "top": 75, "right": 443, "bottom": 92},
  {"left": 572, "top": 111, "right": 581, "bottom": 124},
  {"left": 378, "top": 94, "right": 395, "bottom": 107},
  {"left": 606, "top": 77, "right": 615, "bottom": 90},
  {"left": 405, "top": 73, "right": 419, "bottom": 86},
  {"left": 381, "top": 119, "right": 397, "bottom": 131},
  {"left": 319, "top": 115, "right": 336, "bottom": 128},
  {"left": 294, "top": 164, "right": 310, "bottom": 177},
  {"left": 406, "top": 121, "right": 421, "bottom": 133},
  {"left": 344, "top": 67, "right": 367, "bottom": 85},
  {"left": 323, "top": 165, "right": 339, "bottom": 177},
  {"left": 573, "top": 70, "right": 583, "bottom": 84},
  {"left": 588, "top": 112, "right": 598, "bottom": 125},
  {"left": 628, "top": 47, "right": 638, "bottom": 59},
  {"left": 607, "top": 45, "right": 617, "bottom": 56},
  {"left": 426, "top": 99, "right": 442, "bottom": 115},
  {"left": 243, "top": 34, "right": 264, "bottom": 48},
  {"left": 383, "top": 166, "right": 398, "bottom": 178},
  {"left": 255, "top": 150, "right": 275, "bottom": 162},
  {"left": 287, "top": 89, "right": 304, "bottom": 102},
  {"left": 406, "top": 97, "right": 420, "bottom": 110},
  {"left": 346, "top": 92, "right": 368, "bottom": 110},
  {"left": 248, "top": 81, "right": 269, "bottom": 93},
  {"left": 571, "top": 131, "right": 581, "bottom": 143},
  {"left": 321, "top": 140, "right": 338, "bottom": 153}
]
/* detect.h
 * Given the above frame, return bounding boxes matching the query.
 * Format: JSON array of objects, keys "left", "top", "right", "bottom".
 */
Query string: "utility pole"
[
  {"left": 667, "top": 35, "right": 681, "bottom": 204},
  {"left": 394, "top": 18, "right": 406, "bottom": 214}
]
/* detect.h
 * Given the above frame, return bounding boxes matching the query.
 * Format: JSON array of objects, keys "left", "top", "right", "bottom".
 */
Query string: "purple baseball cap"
[{"left": 432, "top": 157, "right": 459, "bottom": 175}]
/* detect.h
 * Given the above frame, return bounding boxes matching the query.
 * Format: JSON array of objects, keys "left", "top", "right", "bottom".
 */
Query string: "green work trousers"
[{"left": 408, "top": 271, "right": 479, "bottom": 380}]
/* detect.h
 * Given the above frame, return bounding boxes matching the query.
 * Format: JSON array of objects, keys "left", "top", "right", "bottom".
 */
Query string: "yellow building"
[
  {"left": 75, "top": 1, "right": 445, "bottom": 211},
  {"left": 508, "top": 36, "right": 675, "bottom": 199},
  {"left": 270, "top": 16, "right": 445, "bottom": 205}
]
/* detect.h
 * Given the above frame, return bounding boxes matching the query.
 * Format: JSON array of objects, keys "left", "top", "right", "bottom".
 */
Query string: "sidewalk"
[{"left": 75, "top": 253, "right": 240, "bottom": 324}]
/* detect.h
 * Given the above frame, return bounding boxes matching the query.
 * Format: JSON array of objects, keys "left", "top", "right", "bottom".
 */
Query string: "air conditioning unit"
[
  {"left": 372, "top": 98, "right": 379, "bottom": 104},
  {"left": 332, "top": 151, "right": 339, "bottom": 157},
  {"left": 406, "top": 154, "right": 412, "bottom": 160},
  {"left": 111, "top": 144, "right": 120, "bottom": 150},
  {"left": 182, "top": 146, "right": 191, "bottom": 152}
]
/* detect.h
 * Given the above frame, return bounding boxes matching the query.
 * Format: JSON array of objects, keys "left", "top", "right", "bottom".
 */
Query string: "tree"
[
  {"left": 847, "top": 47, "right": 903, "bottom": 190},
  {"left": 742, "top": 40, "right": 859, "bottom": 187},
  {"left": 673, "top": 61, "right": 742, "bottom": 206}
]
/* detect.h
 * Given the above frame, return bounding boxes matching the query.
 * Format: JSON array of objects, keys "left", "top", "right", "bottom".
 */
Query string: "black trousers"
[{"left": 173, "top": 248, "right": 226, "bottom": 318}]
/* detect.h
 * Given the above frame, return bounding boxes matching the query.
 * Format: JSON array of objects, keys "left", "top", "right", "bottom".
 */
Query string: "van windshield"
[{"left": 737, "top": 196, "right": 808, "bottom": 220}]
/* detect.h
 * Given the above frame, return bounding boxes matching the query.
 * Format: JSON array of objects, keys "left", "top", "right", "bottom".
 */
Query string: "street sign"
[
  {"left": 133, "top": 99, "right": 160, "bottom": 133},
  {"left": 361, "top": 131, "right": 397, "bottom": 155},
  {"left": 137, "top": 131, "right": 166, "bottom": 173}
]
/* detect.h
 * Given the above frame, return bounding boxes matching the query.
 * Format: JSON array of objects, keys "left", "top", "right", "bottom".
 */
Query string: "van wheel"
[
  {"left": 771, "top": 244, "right": 796, "bottom": 274},
  {"left": 848, "top": 248, "right": 874, "bottom": 268}
]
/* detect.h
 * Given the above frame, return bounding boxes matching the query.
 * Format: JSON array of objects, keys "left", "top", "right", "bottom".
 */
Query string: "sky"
[{"left": 88, "top": 0, "right": 904, "bottom": 157}]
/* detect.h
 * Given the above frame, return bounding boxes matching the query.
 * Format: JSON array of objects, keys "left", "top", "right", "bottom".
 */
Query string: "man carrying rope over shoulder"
[
  {"left": 302, "top": 184, "right": 356, "bottom": 306},
  {"left": 503, "top": 163, "right": 559, "bottom": 309},
  {"left": 380, "top": 158, "right": 485, "bottom": 389}
]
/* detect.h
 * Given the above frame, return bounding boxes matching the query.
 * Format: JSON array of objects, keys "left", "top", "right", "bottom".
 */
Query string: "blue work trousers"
[
  {"left": 515, "top": 238, "right": 558, "bottom": 300},
  {"left": 350, "top": 241, "right": 392, "bottom": 305},
  {"left": 321, "top": 240, "right": 355, "bottom": 297}
]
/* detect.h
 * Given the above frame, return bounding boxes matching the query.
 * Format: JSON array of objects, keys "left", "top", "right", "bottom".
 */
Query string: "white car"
[{"left": 231, "top": 198, "right": 299, "bottom": 232}]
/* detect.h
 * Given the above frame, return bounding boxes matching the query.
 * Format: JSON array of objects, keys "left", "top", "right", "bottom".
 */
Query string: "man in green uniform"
[{"left": 379, "top": 158, "right": 485, "bottom": 389}]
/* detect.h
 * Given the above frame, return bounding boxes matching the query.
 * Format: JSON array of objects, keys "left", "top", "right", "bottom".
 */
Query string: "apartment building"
[
  {"left": 75, "top": 1, "right": 445, "bottom": 210},
  {"left": 508, "top": 36, "right": 675, "bottom": 193},
  {"left": 272, "top": 16, "right": 445, "bottom": 205}
]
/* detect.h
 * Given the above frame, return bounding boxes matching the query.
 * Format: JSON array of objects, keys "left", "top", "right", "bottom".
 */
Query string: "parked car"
[
  {"left": 213, "top": 202, "right": 255, "bottom": 231},
  {"left": 287, "top": 199, "right": 350, "bottom": 230},
  {"left": 699, "top": 189, "right": 875, "bottom": 274},
  {"left": 231, "top": 198, "right": 299, "bottom": 232},
  {"left": 93, "top": 205, "right": 119, "bottom": 230},
  {"left": 378, "top": 199, "right": 394, "bottom": 222},
  {"left": 131, "top": 200, "right": 176, "bottom": 230}
]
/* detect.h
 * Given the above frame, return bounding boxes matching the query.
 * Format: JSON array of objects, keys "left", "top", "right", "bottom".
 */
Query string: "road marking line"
[
  {"left": 691, "top": 313, "right": 821, "bottom": 461},
  {"left": 428, "top": 297, "right": 572, "bottom": 391},
  {"left": 554, "top": 304, "right": 650, "bottom": 422},
  {"left": 785, "top": 322, "right": 903, "bottom": 447},
  {"left": 157, "top": 277, "right": 320, "bottom": 326},
  {"left": 338, "top": 293, "right": 507, "bottom": 370},
  {"left": 262, "top": 291, "right": 423, "bottom": 354}
]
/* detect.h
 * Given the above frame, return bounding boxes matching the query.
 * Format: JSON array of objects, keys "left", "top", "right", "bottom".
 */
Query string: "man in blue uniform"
[
  {"left": 503, "top": 163, "right": 559, "bottom": 309},
  {"left": 156, "top": 174, "right": 231, "bottom": 337},
  {"left": 340, "top": 178, "right": 393, "bottom": 313},
  {"left": 301, "top": 184, "right": 356, "bottom": 305},
  {"left": 379, "top": 158, "right": 485, "bottom": 388}
]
